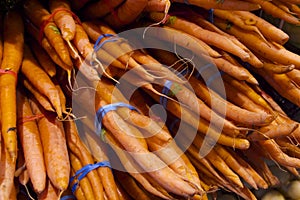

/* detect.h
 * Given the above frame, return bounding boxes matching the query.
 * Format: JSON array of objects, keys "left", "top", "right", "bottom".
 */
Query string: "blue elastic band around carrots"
[
  {"left": 94, "top": 102, "right": 139, "bottom": 137},
  {"left": 160, "top": 80, "right": 173, "bottom": 109},
  {"left": 70, "top": 161, "right": 111, "bottom": 193},
  {"left": 208, "top": 9, "right": 214, "bottom": 24},
  {"left": 60, "top": 195, "right": 76, "bottom": 200},
  {"left": 93, "top": 33, "right": 119, "bottom": 52}
]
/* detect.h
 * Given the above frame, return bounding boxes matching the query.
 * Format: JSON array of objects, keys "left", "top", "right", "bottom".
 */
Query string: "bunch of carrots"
[{"left": 0, "top": 0, "right": 300, "bottom": 200}]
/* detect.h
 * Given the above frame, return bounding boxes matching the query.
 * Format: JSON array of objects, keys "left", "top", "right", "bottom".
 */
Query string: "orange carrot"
[
  {"left": 81, "top": 0, "right": 124, "bottom": 19},
  {"left": 0, "top": 11, "right": 24, "bottom": 161},
  {"left": 17, "top": 90, "right": 46, "bottom": 193},
  {"left": 172, "top": 0, "right": 261, "bottom": 10},
  {"left": 0, "top": 14, "right": 3, "bottom": 67},
  {"left": 21, "top": 45, "right": 63, "bottom": 118},
  {"left": 287, "top": 69, "right": 300, "bottom": 86},
  {"left": 145, "top": 0, "right": 170, "bottom": 12},
  {"left": 30, "top": 38, "right": 57, "bottom": 77},
  {"left": 37, "top": 179, "right": 59, "bottom": 200},
  {"left": 30, "top": 99, "right": 70, "bottom": 192},
  {"left": 104, "top": 0, "right": 148, "bottom": 28}
]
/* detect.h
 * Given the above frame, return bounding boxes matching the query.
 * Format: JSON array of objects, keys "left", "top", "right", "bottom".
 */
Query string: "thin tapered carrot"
[
  {"left": 276, "top": 138, "right": 300, "bottom": 159},
  {"left": 30, "top": 38, "right": 57, "bottom": 77},
  {"left": 227, "top": 148, "right": 268, "bottom": 189},
  {"left": 244, "top": 147, "right": 280, "bottom": 187},
  {"left": 0, "top": 139, "right": 16, "bottom": 200},
  {"left": 65, "top": 120, "right": 111, "bottom": 200},
  {"left": 37, "top": 179, "right": 59, "bottom": 200},
  {"left": 0, "top": 14, "right": 3, "bottom": 67},
  {"left": 285, "top": 2, "right": 300, "bottom": 17},
  {"left": 272, "top": 0, "right": 296, "bottom": 14},
  {"left": 15, "top": 149, "right": 29, "bottom": 186},
  {"left": 49, "top": 0, "right": 76, "bottom": 41},
  {"left": 81, "top": 0, "right": 124, "bottom": 19},
  {"left": 262, "top": 61, "right": 295, "bottom": 74},
  {"left": 149, "top": 13, "right": 251, "bottom": 61},
  {"left": 104, "top": 0, "right": 148, "bottom": 28},
  {"left": 253, "top": 68, "right": 300, "bottom": 107},
  {"left": 30, "top": 99, "right": 70, "bottom": 192},
  {"left": 233, "top": 11, "right": 289, "bottom": 45},
  {"left": 69, "top": 170, "right": 87, "bottom": 200},
  {"left": 214, "top": 17, "right": 300, "bottom": 68},
  {"left": 259, "top": 139, "right": 300, "bottom": 168},
  {"left": 246, "top": 0, "right": 300, "bottom": 24},
  {"left": 69, "top": 153, "right": 96, "bottom": 200},
  {"left": 172, "top": 0, "right": 261, "bottom": 10},
  {"left": 17, "top": 90, "right": 46, "bottom": 193},
  {"left": 73, "top": 23, "right": 93, "bottom": 59},
  {"left": 114, "top": 170, "right": 156, "bottom": 200},
  {"left": 53, "top": 80, "right": 67, "bottom": 115},
  {"left": 21, "top": 77, "right": 55, "bottom": 112},
  {"left": 24, "top": 0, "right": 73, "bottom": 68},
  {"left": 21, "top": 45, "right": 63, "bottom": 118},
  {"left": 287, "top": 69, "right": 300, "bottom": 86},
  {"left": 0, "top": 11, "right": 24, "bottom": 161}
]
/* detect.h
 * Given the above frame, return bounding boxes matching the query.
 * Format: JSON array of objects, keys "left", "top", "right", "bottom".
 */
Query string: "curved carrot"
[
  {"left": 17, "top": 91, "right": 46, "bottom": 193},
  {"left": 30, "top": 99, "right": 70, "bottom": 192},
  {"left": 104, "top": 0, "right": 148, "bottom": 28},
  {"left": 21, "top": 45, "right": 63, "bottom": 118},
  {"left": 0, "top": 11, "right": 24, "bottom": 161}
]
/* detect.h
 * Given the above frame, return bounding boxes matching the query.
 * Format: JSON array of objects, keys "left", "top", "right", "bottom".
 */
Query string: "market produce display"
[{"left": 0, "top": 0, "right": 300, "bottom": 200}]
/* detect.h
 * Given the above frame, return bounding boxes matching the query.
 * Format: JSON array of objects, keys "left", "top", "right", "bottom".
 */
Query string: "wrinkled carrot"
[
  {"left": 30, "top": 38, "right": 56, "bottom": 77},
  {"left": 287, "top": 69, "right": 300, "bottom": 86},
  {"left": 69, "top": 153, "right": 96, "bottom": 200},
  {"left": 21, "top": 77, "right": 55, "bottom": 112},
  {"left": 30, "top": 99, "right": 70, "bottom": 192},
  {"left": 17, "top": 90, "right": 46, "bottom": 193},
  {"left": 104, "top": 0, "right": 148, "bottom": 28},
  {"left": 172, "top": 0, "right": 261, "bottom": 10},
  {"left": 0, "top": 11, "right": 24, "bottom": 161},
  {"left": 21, "top": 45, "right": 63, "bottom": 118},
  {"left": 49, "top": 0, "right": 76, "bottom": 41},
  {"left": 262, "top": 61, "right": 295, "bottom": 74}
]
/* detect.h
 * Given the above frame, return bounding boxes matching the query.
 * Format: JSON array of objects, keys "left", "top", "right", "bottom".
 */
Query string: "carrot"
[
  {"left": 253, "top": 68, "right": 300, "bottom": 107},
  {"left": 15, "top": 149, "right": 29, "bottom": 186},
  {"left": 81, "top": 0, "right": 124, "bottom": 19},
  {"left": 30, "top": 39, "right": 57, "bottom": 77},
  {"left": 114, "top": 177, "right": 133, "bottom": 200},
  {"left": 287, "top": 69, "right": 300, "bottom": 86},
  {"left": 149, "top": 13, "right": 251, "bottom": 61},
  {"left": 276, "top": 138, "right": 300, "bottom": 159},
  {"left": 17, "top": 90, "right": 46, "bottom": 193},
  {"left": 259, "top": 139, "right": 300, "bottom": 168},
  {"left": 0, "top": 14, "right": 3, "bottom": 67},
  {"left": 21, "top": 45, "right": 63, "bottom": 118},
  {"left": 246, "top": 0, "right": 300, "bottom": 24},
  {"left": 0, "top": 139, "right": 16, "bottom": 200},
  {"left": 49, "top": 0, "right": 76, "bottom": 41},
  {"left": 114, "top": 170, "right": 156, "bottom": 200},
  {"left": 0, "top": 10, "right": 24, "bottom": 161},
  {"left": 214, "top": 17, "right": 300, "bottom": 68},
  {"left": 262, "top": 61, "right": 295, "bottom": 74},
  {"left": 227, "top": 148, "right": 268, "bottom": 189},
  {"left": 69, "top": 153, "right": 96, "bottom": 200},
  {"left": 65, "top": 120, "right": 111, "bottom": 200},
  {"left": 37, "top": 179, "right": 59, "bottom": 200},
  {"left": 24, "top": 0, "right": 73, "bottom": 68},
  {"left": 272, "top": 0, "right": 296, "bottom": 14},
  {"left": 171, "top": 0, "right": 261, "bottom": 10},
  {"left": 30, "top": 99, "right": 70, "bottom": 192},
  {"left": 104, "top": 0, "right": 148, "bottom": 28},
  {"left": 233, "top": 11, "right": 289, "bottom": 45},
  {"left": 21, "top": 77, "right": 55, "bottom": 112},
  {"left": 145, "top": 0, "right": 170, "bottom": 12}
]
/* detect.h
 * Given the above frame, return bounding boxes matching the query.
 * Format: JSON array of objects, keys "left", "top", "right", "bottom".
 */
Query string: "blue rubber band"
[
  {"left": 70, "top": 161, "right": 111, "bottom": 193},
  {"left": 160, "top": 80, "right": 173, "bottom": 109},
  {"left": 195, "top": 62, "right": 215, "bottom": 79},
  {"left": 208, "top": 9, "right": 214, "bottom": 24},
  {"left": 206, "top": 71, "right": 224, "bottom": 87},
  {"left": 94, "top": 103, "right": 139, "bottom": 137},
  {"left": 93, "top": 33, "right": 119, "bottom": 52},
  {"left": 60, "top": 195, "right": 76, "bottom": 200},
  {"left": 168, "top": 118, "right": 180, "bottom": 132}
]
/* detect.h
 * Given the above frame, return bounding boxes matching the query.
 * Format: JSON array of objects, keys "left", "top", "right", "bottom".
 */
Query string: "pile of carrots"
[{"left": 0, "top": 0, "right": 300, "bottom": 200}]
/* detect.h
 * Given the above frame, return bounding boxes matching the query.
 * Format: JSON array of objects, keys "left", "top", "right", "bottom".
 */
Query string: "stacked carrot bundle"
[{"left": 0, "top": 0, "right": 300, "bottom": 200}]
